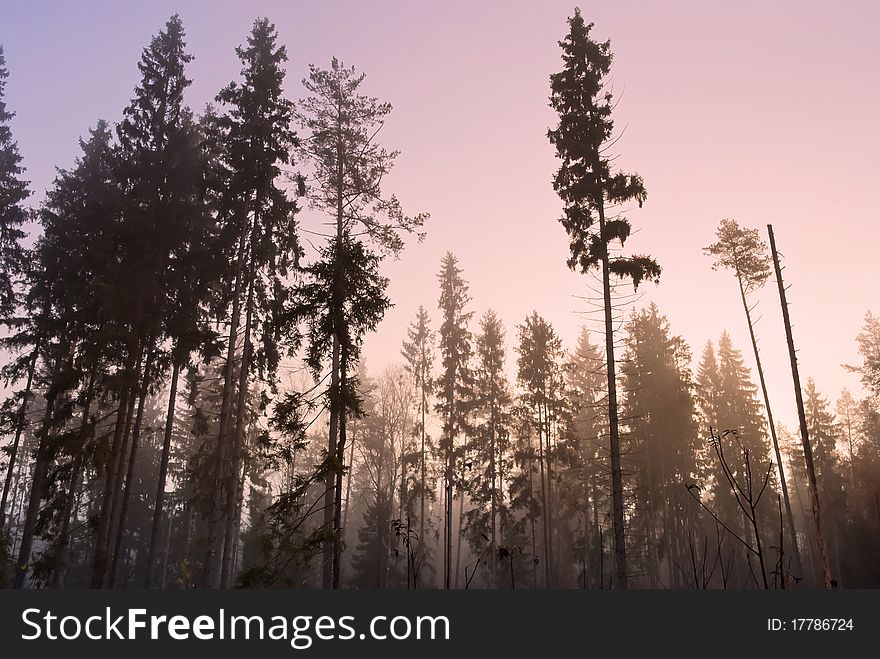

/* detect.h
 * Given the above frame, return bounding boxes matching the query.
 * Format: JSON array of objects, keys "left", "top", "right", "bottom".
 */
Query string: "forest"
[{"left": 0, "top": 9, "right": 878, "bottom": 591}]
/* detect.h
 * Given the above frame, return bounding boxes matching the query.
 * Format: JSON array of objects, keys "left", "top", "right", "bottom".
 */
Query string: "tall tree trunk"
[
  {"left": 332, "top": 336, "right": 348, "bottom": 589},
  {"left": 419, "top": 380, "right": 427, "bottom": 587},
  {"left": 145, "top": 358, "right": 181, "bottom": 587},
  {"left": 323, "top": 336, "right": 340, "bottom": 589},
  {"left": 12, "top": 352, "right": 66, "bottom": 589},
  {"left": 221, "top": 252, "right": 255, "bottom": 588},
  {"left": 536, "top": 403, "right": 550, "bottom": 588},
  {"left": 51, "top": 367, "right": 98, "bottom": 588},
  {"left": 204, "top": 209, "right": 248, "bottom": 588},
  {"left": 324, "top": 110, "right": 347, "bottom": 590},
  {"left": 768, "top": 224, "right": 833, "bottom": 589},
  {"left": 445, "top": 427, "right": 453, "bottom": 589},
  {"left": 597, "top": 198, "right": 628, "bottom": 589},
  {"left": 489, "top": 401, "right": 497, "bottom": 589},
  {"left": 544, "top": 397, "right": 554, "bottom": 587},
  {"left": 454, "top": 484, "right": 464, "bottom": 588},
  {"left": 734, "top": 265, "right": 803, "bottom": 578},
  {"left": 0, "top": 344, "right": 39, "bottom": 524},
  {"left": 92, "top": 346, "right": 141, "bottom": 588},
  {"left": 110, "top": 350, "right": 154, "bottom": 587}
]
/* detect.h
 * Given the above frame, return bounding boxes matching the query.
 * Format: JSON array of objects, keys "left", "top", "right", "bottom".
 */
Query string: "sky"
[{"left": 2, "top": 0, "right": 877, "bottom": 431}]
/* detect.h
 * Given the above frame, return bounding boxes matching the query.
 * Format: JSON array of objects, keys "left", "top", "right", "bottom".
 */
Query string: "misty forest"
[{"left": 0, "top": 10, "right": 878, "bottom": 591}]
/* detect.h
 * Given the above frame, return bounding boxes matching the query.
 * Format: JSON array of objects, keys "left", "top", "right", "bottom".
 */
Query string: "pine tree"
[
  {"left": 548, "top": 9, "right": 660, "bottom": 588},
  {"left": 295, "top": 57, "right": 427, "bottom": 589}
]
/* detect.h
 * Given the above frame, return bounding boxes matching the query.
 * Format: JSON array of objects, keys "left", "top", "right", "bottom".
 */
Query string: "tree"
[
  {"left": 548, "top": 9, "right": 660, "bottom": 588},
  {"left": 696, "top": 333, "right": 776, "bottom": 546},
  {"left": 400, "top": 305, "right": 435, "bottom": 584},
  {"left": 464, "top": 309, "right": 512, "bottom": 587},
  {"left": 202, "top": 17, "right": 300, "bottom": 588},
  {"left": 0, "top": 44, "right": 28, "bottom": 319},
  {"left": 295, "top": 57, "right": 427, "bottom": 589},
  {"left": 705, "top": 218, "right": 802, "bottom": 577},
  {"left": 768, "top": 224, "right": 833, "bottom": 588},
  {"left": 515, "top": 312, "right": 565, "bottom": 587},
  {"left": 10, "top": 119, "right": 121, "bottom": 588},
  {"left": 434, "top": 252, "right": 473, "bottom": 588},
  {"left": 0, "top": 43, "right": 32, "bottom": 533},
  {"left": 563, "top": 328, "right": 608, "bottom": 588},
  {"left": 803, "top": 378, "right": 848, "bottom": 577},
  {"left": 620, "top": 304, "right": 700, "bottom": 587},
  {"left": 847, "top": 311, "right": 880, "bottom": 398}
]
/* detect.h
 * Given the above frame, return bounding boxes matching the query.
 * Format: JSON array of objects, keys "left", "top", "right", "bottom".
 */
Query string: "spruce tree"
[
  {"left": 0, "top": 45, "right": 28, "bottom": 319},
  {"left": 548, "top": 9, "right": 660, "bottom": 588},
  {"left": 434, "top": 252, "right": 473, "bottom": 588},
  {"left": 400, "top": 305, "right": 435, "bottom": 584},
  {"left": 515, "top": 312, "right": 566, "bottom": 587},
  {"left": 203, "top": 17, "right": 300, "bottom": 588},
  {"left": 464, "top": 309, "right": 512, "bottom": 587},
  {"left": 620, "top": 303, "right": 699, "bottom": 587}
]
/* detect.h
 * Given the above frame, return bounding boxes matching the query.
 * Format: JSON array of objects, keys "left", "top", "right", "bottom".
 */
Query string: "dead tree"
[{"left": 767, "top": 224, "right": 833, "bottom": 589}]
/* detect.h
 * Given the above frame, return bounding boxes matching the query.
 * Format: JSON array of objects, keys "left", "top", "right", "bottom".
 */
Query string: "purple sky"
[{"left": 3, "top": 1, "right": 877, "bottom": 429}]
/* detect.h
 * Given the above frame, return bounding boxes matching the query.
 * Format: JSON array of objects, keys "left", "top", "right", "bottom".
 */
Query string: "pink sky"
[{"left": 3, "top": 0, "right": 877, "bottom": 429}]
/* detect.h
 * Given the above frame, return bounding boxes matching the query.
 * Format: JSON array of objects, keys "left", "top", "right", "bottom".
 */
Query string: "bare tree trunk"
[
  {"left": 454, "top": 486, "right": 464, "bottom": 588},
  {"left": 489, "top": 402, "right": 497, "bottom": 588},
  {"left": 419, "top": 382, "right": 427, "bottom": 587},
  {"left": 91, "top": 348, "right": 139, "bottom": 588},
  {"left": 768, "top": 224, "right": 833, "bottom": 589},
  {"left": 536, "top": 403, "right": 550, "bottom": 588},
  {"left": 12, "top": 353, "right": 65, "bottom": 589},
  {"left": 734, "top": 265, "right": 803, "bottom": 578},
  {"left": 597, "top": 199, "right": 628, "bottom": 589},
  {"left": 145, "top": 359, "right": 181, "bottom": 587},
  {"left": 445, "top": 433, "right": 453, "bottom": 589},
  {"left": 51, "top": 368, "right": 97, "bottom": 588},
  {"left": 204, "top": 210, "right": 248, "bottom": 588},
  {"left": 0, "top": 344, "right": 38, "bottom": 524},
  {"left": 221, "top": 253, "right": 255, "bottom": 588},
  {"left": 543, "top": 398, "right": 554, "bottom": 587},
  {"left": 332, "top": 338, "right": 348, "bottom": 589},
  {"left": 110, "top": 349, "right": 154, "bottom": 587},
  {"left": 160, "top": 505, "right": 174, "bottom": 589}
]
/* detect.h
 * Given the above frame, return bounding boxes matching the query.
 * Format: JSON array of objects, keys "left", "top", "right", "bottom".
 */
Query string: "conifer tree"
[
  {"left": 400, "top": 305, "right": 435, "bottom": 583},
  {"left": 464, "top": 309, "right": 512, "bottom": 587},
  {"left": 203, "top": 18, "right": 300, "bottom": 588},
  {"left": 0, "top": 45, "right": 28, "bottom": 319},
  {"left": 563, "top": 328, "right": 608, "bottom": 588},
  {"left": 620, "top": 304, "right": 699, "bottom": 587},
  {"left": 11, "top": 120, "right": 121, "bottom": 588},
  {"left": 295, "top": 58, "right": 427, "bottom": 588},
  {"left": 434, "top": 252, "right": 473, "bottom": 589},
  {"left": 548, "top": 9, "right": 660, "bottom": 588},
  {"left": 515, "top": 312, "right": 566, "bottom": 587}
]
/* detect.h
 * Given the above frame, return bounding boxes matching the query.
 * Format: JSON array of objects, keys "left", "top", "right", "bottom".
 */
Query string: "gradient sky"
[{"left": 2, "top": 0, "right": 877, "bottom": 431}]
